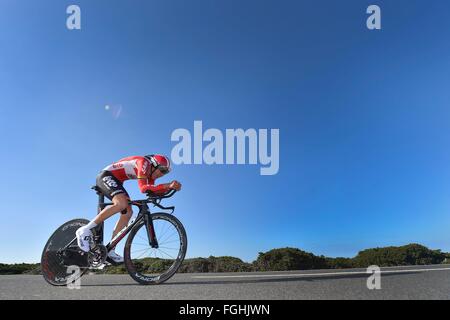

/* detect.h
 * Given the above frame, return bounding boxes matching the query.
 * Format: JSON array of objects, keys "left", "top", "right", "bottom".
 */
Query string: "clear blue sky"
[{"left": 1, "top": 0, "right": 450, "bottom": 263}]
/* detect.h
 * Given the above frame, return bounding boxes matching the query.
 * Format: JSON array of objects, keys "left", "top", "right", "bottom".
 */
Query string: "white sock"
[{"left": 84, "top": 220, "right": 98, "bottom": 230}]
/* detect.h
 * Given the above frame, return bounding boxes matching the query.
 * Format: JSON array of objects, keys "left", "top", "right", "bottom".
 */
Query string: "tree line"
[{"left": 1, "top": 243, "right": 449, "bottom": 275}]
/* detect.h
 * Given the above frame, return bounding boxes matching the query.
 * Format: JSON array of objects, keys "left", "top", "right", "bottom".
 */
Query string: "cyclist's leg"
[
  {"left": 76, "top": 192, "right": 129, "bottom": 251},
  {"left": 93, "top": 171, "right": 129, "bottom": 224},
  {"left": 93, "top": 193, "right": 129, "bottom": 224},
  {"left": 111, "top": 197, "right": 133, "bottom": 239},
  {"left": 107, "top": 193, "right": 132, "bottom": 262},
  {"left": 76, "top": 172, "right": 128, "bottom": 250}
]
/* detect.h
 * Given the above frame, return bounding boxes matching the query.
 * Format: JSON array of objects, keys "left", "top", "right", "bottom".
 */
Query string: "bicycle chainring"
[{"left": 88, "top": 245, "right": 107, "bottom": 268}]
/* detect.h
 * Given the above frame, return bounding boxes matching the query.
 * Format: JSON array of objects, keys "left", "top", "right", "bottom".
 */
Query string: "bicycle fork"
[{"left": 144, "top": 213, "right": 159, "bottom": 249}]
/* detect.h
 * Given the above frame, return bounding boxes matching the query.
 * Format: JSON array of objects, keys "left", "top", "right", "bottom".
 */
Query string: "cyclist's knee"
[
  {"left": 116, "top": 202, "right": 128, "bottom": 212},
  {"left": 112, "top": 194, "right": 129, "bottom": 212},
  {"left": 121, "top": 206, "right": 132, "bottom": 217}
]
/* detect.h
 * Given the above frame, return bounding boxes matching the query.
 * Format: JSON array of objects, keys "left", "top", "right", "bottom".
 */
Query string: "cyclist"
[{"left": 75, "top": 154, "right": 182, "bottom": 263}]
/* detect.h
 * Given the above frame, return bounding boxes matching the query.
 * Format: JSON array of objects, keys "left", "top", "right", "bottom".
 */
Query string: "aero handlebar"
[
  {"left": 126, "top": 190, "right": 177, "bottom": 213},
  {"left": 99, "top": 190, "right": 177, "bottom": 213},
  {"left": 145, "top": 189, "right": 177, "bottom": 200}
]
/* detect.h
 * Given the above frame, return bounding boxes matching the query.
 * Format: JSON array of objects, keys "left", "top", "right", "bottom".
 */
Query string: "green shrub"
[
  {"left": 1, "top": 244, "right": 448, "bottom": 274},
  {"left": 352, "top": 244, "right": 446, "bottom": 267},
  {"left": 325, "top": 257, "right": 354, "bottom": 269},
  {"left": 178, "top": 256, "right": 253, "bottom": 273},
  {"left": 253, "top": 247, "right": 328, "bottom": 271},
  {"left": 0, "top": 263, "right": 40, "bottom": 275}
]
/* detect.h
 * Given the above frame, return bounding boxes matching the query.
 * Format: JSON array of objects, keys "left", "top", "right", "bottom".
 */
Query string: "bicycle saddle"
[{"left": 91, "top": 185, "right": 102, "bottom": 194}]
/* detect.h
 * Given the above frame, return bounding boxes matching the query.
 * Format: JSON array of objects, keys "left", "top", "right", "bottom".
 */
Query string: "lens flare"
[
  {"left": 104, "top": 104, "right": 123, "bottom": 119},
  {"left": 112, "top": 105, "right": 122, "bottom": 119}
]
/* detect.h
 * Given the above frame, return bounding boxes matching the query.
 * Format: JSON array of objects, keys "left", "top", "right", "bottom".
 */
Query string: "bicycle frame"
[
  {"left": 60, "top": 189, "right": 176, "bottom": 258},
  {"left": 104, "top": 200, "right": 162, "bottom": 250}
]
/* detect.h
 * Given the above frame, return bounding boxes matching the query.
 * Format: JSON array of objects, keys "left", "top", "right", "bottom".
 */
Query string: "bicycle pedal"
[
  {"left": 106, "top": 257, "right": 123, "bottom": 266},
  {"left": 94, "top": 263, "right": 107, "bottom": 270}
]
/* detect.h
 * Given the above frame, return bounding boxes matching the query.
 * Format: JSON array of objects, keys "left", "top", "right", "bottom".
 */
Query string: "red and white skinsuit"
[{"left": 102, "top": 156, "right": 170, "bottom": 194}]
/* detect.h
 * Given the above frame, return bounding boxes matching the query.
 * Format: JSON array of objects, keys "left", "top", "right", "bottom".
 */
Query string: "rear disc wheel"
[{"left": 41, "top": 219, "right": 90, "bottom": 286}]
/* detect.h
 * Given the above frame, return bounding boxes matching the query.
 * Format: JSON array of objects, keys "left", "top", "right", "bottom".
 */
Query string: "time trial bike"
[{"left": 41, "top": 187, "right": 187, "bottom": 285}]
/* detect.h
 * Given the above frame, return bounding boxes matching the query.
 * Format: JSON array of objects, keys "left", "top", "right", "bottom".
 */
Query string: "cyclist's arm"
[
  {"left": 138, "top": 178, "right": 170, "bottom": 194},
  {"left": 136, "top": 157, "right": 172, "bottom": 194}
]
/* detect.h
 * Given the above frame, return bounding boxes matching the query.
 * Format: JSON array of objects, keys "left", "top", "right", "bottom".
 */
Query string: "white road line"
[{"left": 191, "top": 267, "right": 450, "bottom": 279}]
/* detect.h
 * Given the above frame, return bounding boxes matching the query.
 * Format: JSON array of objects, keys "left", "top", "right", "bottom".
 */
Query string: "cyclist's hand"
[{"left": 169, "top": 180, "right": 182, "bottom": 191}]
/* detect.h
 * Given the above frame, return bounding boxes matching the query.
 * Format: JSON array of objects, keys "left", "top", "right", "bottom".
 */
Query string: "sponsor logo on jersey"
[{"left": 112, "top": 163, "right": 123, "bottom": 169}]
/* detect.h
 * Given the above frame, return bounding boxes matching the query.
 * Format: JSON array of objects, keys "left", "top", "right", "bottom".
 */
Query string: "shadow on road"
[
  {"left": 164, "top": 271, "right": 421, "bottom": 286},
  {"left": 79, "top": 271, "right": 421, "bottom": 287}
]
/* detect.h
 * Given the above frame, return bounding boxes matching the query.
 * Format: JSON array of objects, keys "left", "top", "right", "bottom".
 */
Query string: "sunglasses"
[{"left": 157, "top": 166, "right": 170, "bottom": 174}]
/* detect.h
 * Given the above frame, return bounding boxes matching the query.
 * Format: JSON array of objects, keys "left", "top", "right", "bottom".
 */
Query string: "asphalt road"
[{"left": 1, "top": 265, "right": 450, "bottom": 300}]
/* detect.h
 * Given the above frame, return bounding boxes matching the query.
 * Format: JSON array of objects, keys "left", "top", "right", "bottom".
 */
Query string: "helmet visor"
[{"left": 157, "top": 165, "right": 170, "bottom": 174}]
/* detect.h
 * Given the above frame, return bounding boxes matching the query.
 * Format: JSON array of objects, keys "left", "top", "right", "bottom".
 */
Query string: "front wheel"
[{"left": 124, "top": 213, "right": 187, "bottom": 285}]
